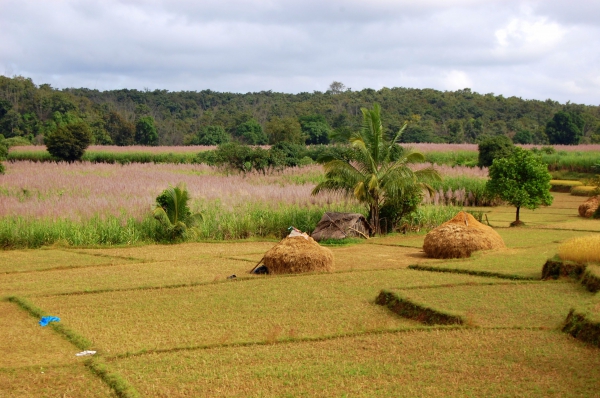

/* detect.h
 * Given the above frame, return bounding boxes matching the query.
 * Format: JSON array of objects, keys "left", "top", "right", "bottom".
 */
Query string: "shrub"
[
  {"left": 44, "top": 121, "right": 93, "bottom": 162},
  {"left": 152, "top": 184, "right": 202, "bottom": 242}
]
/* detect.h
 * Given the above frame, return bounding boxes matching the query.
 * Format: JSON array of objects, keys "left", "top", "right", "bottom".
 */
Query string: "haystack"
[
  {"left": 423, "top": 211, "right": 505, "bottom": 259},
  {"left": 261, "top": 236, "right": 334, "bottom": 274},
  {"left": 578, "top": 196, "right": 599, "bottom": 218},
  {"left": 311, "top": 212, "right": 372, "bottom": 241}
]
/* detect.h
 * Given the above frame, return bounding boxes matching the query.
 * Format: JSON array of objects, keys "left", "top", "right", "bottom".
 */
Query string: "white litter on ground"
[{"left": 75, "top": 350, "right": 97, "bottom": 357}]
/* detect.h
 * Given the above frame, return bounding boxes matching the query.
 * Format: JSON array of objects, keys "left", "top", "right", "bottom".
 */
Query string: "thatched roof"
[
  {"left": 579, "top": 196, "right": 599, "bottom": 218},
  {"left": 311, "top": 212, "right": 372, "bottom": 241},
  {"left": 261, "top": 236, "right": 334, "bottom": 274},
  {"left": 423, "top": 212, "right": 505, "bottom": 259}
]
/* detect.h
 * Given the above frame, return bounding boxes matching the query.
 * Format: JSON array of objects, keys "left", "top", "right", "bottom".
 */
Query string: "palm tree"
[
  {"left": 312, "top": 104, "right": 440, "bottom": 235},
  {"left": 152, "top": 184, "right": 202, "bottom": 241}
]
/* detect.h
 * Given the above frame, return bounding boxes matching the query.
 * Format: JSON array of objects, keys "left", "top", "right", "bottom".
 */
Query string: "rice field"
[{"left": 2, "top": 192, "right": 600, "bottom": 396}]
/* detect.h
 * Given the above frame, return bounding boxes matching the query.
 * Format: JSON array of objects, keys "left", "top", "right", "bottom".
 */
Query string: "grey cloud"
[{"left": 0, "top": 0, "right": 598, "bottom": 104}]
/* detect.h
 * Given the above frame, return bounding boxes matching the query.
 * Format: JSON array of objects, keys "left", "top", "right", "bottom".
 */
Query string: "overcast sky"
[{"left": 1, "top": 0, "right": 598, "bottom": 104}]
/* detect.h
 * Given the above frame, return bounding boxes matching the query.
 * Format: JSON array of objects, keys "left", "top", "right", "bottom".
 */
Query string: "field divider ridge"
[
  {"left": 408, "top": 264, "right": 538, "bottom": 280},
  {"left": 105, "top": 324, "right": 465, "bottom": 361},
  {"left": 375, "top": 289, "right": 466, "bottom": 325}
]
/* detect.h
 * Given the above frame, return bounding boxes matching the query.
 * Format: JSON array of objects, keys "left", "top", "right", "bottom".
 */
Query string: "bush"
[
  {"left": 45, "top": 122, "right": 93, "bottom": 161},
  {"left": 478, "top": 135, "right": 514, "bottom": 167},
  {"left": 380, "top": 184, "right": 423, "bottom": 232}
]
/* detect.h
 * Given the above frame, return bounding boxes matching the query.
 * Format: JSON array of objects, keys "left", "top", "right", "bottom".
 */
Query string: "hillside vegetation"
[{"left": 1, "top": 76, "right": 600, "bottom": 146}]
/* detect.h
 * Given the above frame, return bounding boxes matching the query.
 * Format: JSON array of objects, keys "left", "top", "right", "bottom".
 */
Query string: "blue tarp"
[{"left": 39, "top": 316, "right": 60, "bottom": 326}]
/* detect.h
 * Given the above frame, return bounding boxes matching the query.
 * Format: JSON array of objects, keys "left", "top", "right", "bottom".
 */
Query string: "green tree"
[
  {"left": 152, "top": 184, "right": 202, "bottom": 241},
  {"left": 44, "top": 121, "right": 93, "bottom": 162},
  {"left": 0, "top": 135, "right": 7, "bottom": 174},
  {"left": 478, "top": 135, "right": 514, "bottom": 167},
  {"left": 312, "top": 104, "right": 440, "bottom": 234},
  {"left": 299, "top": 115, "right": 331, "bottom": 145},
  {"left": 105, "top": 111, "right": 135, "bottom": 146},
  {"left": 193, "top": 125, "right": 230, "bottom": 145},
  {"left": 486, "top": 147, "right": 553, "bottom": 226},
  {"left": 235, "top": 119, "right": 268, "bottom": 145},
  {"left": 135, "top": 116, "right": 158, "bottom": 146},
  {"left": 0, "top": 109, "right": 23, "bottom": 138},
  {"left": 265, "top": 116, "right": 305, "bottom": 144},
  {"left": 513, "top": 129, "right": 533, "bottom": 144},
  {"left": 546, "top": 111, "right": 584, "bottom": 145}
]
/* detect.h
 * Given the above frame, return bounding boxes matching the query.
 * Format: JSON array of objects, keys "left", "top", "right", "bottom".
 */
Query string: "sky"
[{"left": 1, "top": 0, "right": 599, "bottom": 105}]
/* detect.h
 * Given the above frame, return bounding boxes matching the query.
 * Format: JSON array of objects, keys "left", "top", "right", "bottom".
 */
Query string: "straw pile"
[
  {"left": 423, "top": 211, "right": 505, "bottom": 259},
  {"left": 578, "top": 196, "right": 599, "bottom": 218},
  {"left": 262, "top": 236, "right": 334, "bottom": 274}
]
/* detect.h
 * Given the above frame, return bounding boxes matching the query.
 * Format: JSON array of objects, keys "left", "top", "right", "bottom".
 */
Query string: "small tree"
[
  {"left": 45, "top": 122, "right": 92, "bottom": 162},
  {"left": 486, "top": 148, "right": 553, "bottom": 226},
  {"left": 478, "top": 135, "right": 514, "bottom": 167},
  {"left": 135, "top": 116, "right": 158, "bottom": 146}
]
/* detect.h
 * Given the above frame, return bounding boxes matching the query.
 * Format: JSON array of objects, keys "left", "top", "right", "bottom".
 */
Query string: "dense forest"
[{"left": 1, "top": 75, "right": 599, "bottom": 146}]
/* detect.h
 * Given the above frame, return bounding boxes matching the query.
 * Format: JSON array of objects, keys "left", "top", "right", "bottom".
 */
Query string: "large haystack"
[
  {"left": 311, "top": 212, "right": 372, "bottom": 241},
  {"left": 578, "top": 196, "right": 599, "bottom": 218},
  {"left": 423, "top": 211, "right": 505, "bottom": 259},
  {"left": 261, "top": 236, "right": 334, "bottom": 274}
]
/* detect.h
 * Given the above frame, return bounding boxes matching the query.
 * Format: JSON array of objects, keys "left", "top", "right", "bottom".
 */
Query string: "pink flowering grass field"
[{"left": 0, "top": 161, "right": 482, "bottom": 247}]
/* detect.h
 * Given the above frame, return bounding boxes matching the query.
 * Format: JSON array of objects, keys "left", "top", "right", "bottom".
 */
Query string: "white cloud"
[
  {"left": 494, "top": 16, "right": 567, "bottom": 60},
  {"left": 442, "top": 70, "right": 473, "bottom": 91},
  {"left": 0, "top": 0, "right": 598, "bottom": 104}
]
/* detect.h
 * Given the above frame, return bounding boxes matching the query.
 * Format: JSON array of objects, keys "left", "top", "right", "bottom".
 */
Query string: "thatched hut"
[
  {"left": 578, "top": 196, "right": 599, "bottom": 218},
  {"left": 311, "top": 212, "right": 372, "bottom": 241},
  {"left": 259, "top": 236, "right": 334, "bottom": 275},
  {"left": 423, "top": 211, "right": 505, "bottom": 259}
]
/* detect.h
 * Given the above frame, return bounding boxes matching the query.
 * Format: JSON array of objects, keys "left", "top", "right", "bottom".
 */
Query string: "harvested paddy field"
[{"left": 2, "top": 193, "right": 600, "bottom": 396}]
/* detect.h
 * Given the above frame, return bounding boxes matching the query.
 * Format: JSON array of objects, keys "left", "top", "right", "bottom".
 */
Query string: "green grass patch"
[
  {"left": 109, "top": 329, "right": 600, "bottom": 397},
  {"left": 30, "top": 270, "right": 504, "bottom": 355},
  {"left": 386, "top": 282, "right": 593, "bottom": 328},
  {"left": 0, "top": 364, "right": 114, "bottom": 397},
  {"left": 0, "top": 248, "right": 138, "bottom": 273}
]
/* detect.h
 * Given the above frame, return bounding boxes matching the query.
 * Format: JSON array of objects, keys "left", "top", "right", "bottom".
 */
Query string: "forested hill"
[{"left": 1, "top": 75, "right": 599, "bottom": 146}]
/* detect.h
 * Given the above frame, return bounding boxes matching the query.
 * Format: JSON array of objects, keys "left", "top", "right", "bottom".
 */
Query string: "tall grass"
[{"left": 558, "top": 235, "right": 600, "bottom": 264}]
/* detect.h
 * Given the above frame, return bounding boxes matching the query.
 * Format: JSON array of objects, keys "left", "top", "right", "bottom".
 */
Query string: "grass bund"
[{"left": 3, "top": 165, "right": 600, "bottom": 396}]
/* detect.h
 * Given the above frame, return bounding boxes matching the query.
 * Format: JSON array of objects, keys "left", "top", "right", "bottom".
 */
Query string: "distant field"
[{"left": 2, "top": 191, "right": 600, "bottom": 396}]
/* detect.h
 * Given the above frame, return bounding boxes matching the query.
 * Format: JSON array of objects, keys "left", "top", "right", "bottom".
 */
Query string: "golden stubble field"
[{"left": 1, "top": 193, "right": 600, "bottom": 397}]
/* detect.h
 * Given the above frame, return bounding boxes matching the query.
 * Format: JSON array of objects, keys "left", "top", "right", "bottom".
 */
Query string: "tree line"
[{"left": 1, "top": 76, "right": 599, "bottom": 148}]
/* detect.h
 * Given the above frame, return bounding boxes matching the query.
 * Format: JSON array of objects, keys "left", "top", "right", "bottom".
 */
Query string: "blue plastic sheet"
[{"left": 39, "top": 316, "right": 60, "bottom": 326}]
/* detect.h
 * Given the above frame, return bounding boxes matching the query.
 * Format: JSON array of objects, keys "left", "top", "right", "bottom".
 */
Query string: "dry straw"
[
  {"left": 578, "top": 196, "right": 599, "bottom": 218},
  {"left": 423, "top": 211, "right": 505, "bottom": 259},
  {"left": 558, "top": 235, "right": 600, "bottom": 264},
  {"left": 262, "top": 236, "right": 334, "bottom": 274}
]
